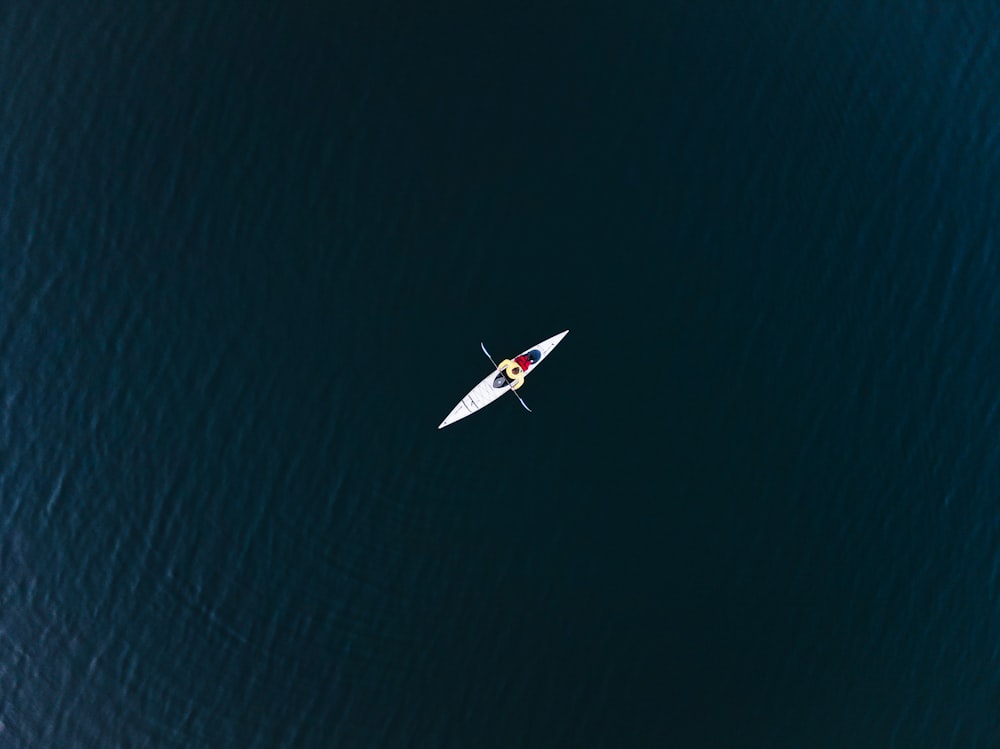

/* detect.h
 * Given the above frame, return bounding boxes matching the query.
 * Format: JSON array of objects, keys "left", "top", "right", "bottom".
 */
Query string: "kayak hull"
[{"left": 437, "top": 330, "right": 568, "bottom": 429}]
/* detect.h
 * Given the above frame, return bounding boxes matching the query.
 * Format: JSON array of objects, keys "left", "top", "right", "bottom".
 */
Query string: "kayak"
[{"left": 437, "top": 330, "right": 569, "bottom": 429}]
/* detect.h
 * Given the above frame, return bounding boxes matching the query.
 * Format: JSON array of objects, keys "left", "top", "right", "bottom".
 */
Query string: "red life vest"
[{"left": 514, "top": 354, "right": 532, "bottom": 372}]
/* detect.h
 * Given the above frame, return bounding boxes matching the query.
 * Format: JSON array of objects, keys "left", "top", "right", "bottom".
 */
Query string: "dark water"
[{"left": 2, "top": 1, "right": 999, "bottom": 747}]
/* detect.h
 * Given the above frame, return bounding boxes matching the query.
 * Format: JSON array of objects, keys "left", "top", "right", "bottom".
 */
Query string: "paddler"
[{"left": 497, "top": 350, "right": 541, "bottom": 390}]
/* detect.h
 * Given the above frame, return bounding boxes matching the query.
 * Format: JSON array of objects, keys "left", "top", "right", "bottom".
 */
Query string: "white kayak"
[{"left": 437, "top": 330, "right": 569, "bottom": 429}]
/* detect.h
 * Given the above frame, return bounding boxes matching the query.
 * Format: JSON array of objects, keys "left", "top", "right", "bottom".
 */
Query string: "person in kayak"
[{"left": 497, "top": 349, "right": 541, "bottom": 390}]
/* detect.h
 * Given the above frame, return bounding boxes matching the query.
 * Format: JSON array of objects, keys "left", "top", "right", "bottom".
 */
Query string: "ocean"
[{"left": 1, "top": 1, "right": 999, "bottom": 746}]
